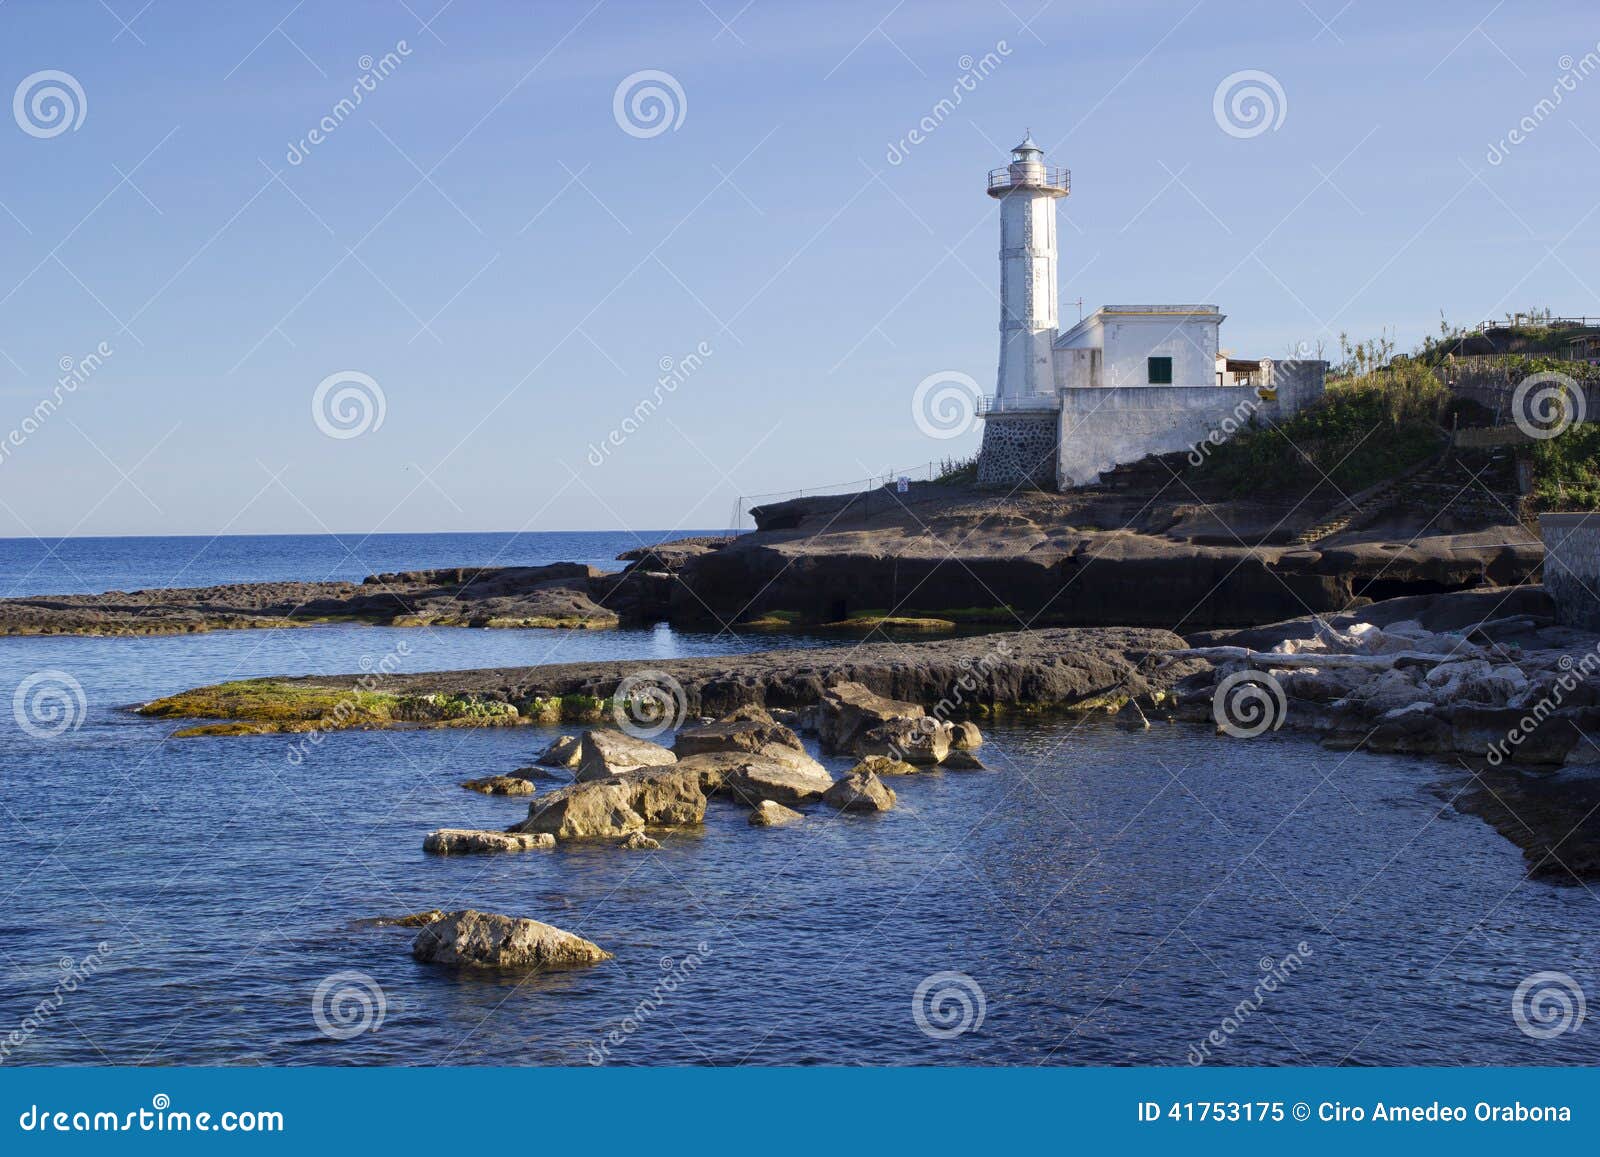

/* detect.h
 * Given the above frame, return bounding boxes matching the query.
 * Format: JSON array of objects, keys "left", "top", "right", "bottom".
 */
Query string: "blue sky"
[{"left": 0, "top": 0, "right": 1596, "bottom": 536}]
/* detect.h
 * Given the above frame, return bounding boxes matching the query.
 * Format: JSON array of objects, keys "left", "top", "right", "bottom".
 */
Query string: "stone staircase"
[{"left": 1294, "top": 447, "right": 1522, "bottom": 545}]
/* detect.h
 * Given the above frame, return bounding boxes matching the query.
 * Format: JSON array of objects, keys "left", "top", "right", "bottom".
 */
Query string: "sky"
[{"left": 0, "top": 0, "right": 1596, "bottom": 537}]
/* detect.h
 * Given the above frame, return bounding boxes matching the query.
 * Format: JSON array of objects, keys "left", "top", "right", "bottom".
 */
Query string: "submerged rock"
[
  {"left": 822, "top": 770, "right": 896, "bottom": 813},
  {"left": 411, "top": 909, "right": 611, "bottom": 970},
  {"left": 619, "top": 832, "right": 661, "bottom": 850},
  {"left": 423, "top": 828, "right": 554, "bottom": 854},
  {"left": 748, "top": 800, "right": 804, "bottom": 827},
  {"left": 362, "top": 910, "right": 446, "bottom": 928},
  {"left": 940, "top": 749, "right": 986, "bottom": 770},
  {"left": 460, "top": 774, "right": 537, "bottom": 795},
  {"left": 575, "top": 729, "right": 677, "bottom": 781}
]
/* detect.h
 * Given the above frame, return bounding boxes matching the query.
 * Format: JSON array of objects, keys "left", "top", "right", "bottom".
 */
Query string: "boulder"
[
  {"left": 721, "top": 703, "right": 775, "bottom": 724},
  {"left": 822, "top": 770, "right": 896, "bottom": 813},
  {"left": 620, "top": 832, "right": 661, "bottom": 850},
  {"left": 460, "top": 774, "right": 537, "bottom": 795},
  {"left": 671, "top": 717, "right": 805, "bottom": 757},
  {"left": 671, "top": 750, "right": 756, "bottom": 795},
  {"left": 723, "top": 753, "right": 835, "bottom": 807},
  {"left": 849, "top": 754, "right": 920, "bottom": 777},
  {"left": 515, "top": 765, "right": 706, "bottom": 840},
  {"left": 950, "top": 721, "right": 983, "bottom": 749},
  {"left": 411, "top": 909, "right": 611, "bottom": 970},
  {"left": 423, "top": 828, "right": 555, "bottom": 854},
  {"left": 940, "top": 749, "right": 986, "bottom": 770},
  {"left": 753, "top": 742, "right": 830, "bottom": 778},
  {"left": 855, "top": 717, "right": 950, "bottom": 765},
  {"left": 536, "top": 734, "right": 583, "bottom": 767},
  {"left": 749, "top": 800, "right": 804, "bottom": 827},
  {"left": 575, "top": 729, "right": 677, "bottom": 781},
  {"left": 815, "top": 681, "right": 925, "bottom": 753}
]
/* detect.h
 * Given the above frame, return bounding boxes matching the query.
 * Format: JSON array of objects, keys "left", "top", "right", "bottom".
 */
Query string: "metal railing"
[
  {"left": 977, "top": 395, "right": 1061, "bottom": 414},
  {"left": 987, "top": 166, "right": 1070, "bottom": 194}
]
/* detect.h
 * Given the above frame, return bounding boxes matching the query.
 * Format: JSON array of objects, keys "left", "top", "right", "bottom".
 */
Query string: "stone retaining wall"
[
  {"left": 1542, "top": 512, "right": 1600, "bottom": 629},
  {"left": 976, "top": 412, "right": 1057, "bottom": 489}
]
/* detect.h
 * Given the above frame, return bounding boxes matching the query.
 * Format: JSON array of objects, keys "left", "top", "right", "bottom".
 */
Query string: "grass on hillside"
[
  {"left": 1530, "top": 423, "right": 1600, "bottom": 510},
  {"left": 1190, "top": 361, "right": 1447, "bottom": 497}
]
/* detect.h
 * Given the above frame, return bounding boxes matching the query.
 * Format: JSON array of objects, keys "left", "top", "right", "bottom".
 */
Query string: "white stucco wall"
[
  {"left": 1053, "top": 308, "right": 1220, "bottom": 390},
  {"left": 1054, "top": 363, "right": 1327, "bottom": 488}
]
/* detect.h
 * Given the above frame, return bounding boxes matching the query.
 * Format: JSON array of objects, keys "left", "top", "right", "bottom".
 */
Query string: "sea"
[{"left": 1, "top": 532, "right": 1596, "bottom": 1066}]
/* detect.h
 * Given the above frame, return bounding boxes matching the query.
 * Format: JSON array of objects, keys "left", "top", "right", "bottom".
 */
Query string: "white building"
[{"left": 975, "top": 137, "right": 1326, "bottom": 489}]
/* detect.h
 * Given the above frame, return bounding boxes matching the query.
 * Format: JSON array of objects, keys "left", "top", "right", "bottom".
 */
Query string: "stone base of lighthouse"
[{"left": 976, "top": 412, "right": 1058, "bottom": 490}]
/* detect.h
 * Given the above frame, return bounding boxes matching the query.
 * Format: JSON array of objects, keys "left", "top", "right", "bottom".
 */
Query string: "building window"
[{"left": 1147, "top": 356, "right": 1173, "bottom": 384}]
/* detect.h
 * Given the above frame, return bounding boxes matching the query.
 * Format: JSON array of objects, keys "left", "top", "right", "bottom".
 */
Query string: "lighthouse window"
[{"left": 1147, "top": 356, "right": 1173, "bottom": 384}]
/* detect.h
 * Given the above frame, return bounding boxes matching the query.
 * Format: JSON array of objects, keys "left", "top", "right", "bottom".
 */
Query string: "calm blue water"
[
  {"left": 0, "top": 530, "right": 719, "bottom": 596},
  {"left": 1, "top": 535, "right": 1597, "bottom": 1067}
]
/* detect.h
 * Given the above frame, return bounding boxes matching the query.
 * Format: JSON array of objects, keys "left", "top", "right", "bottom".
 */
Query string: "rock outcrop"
[
  {"left": 822, "top": 769, "right": 896, "bottom": 813},
  {"left": 815, "top": 682, "right": 926, "bottom": 753},
  {"left": 536, "top": 734, "right": 583, "bottom": 768},
  {"left": 749, "top": 800, "right": 804, "bottom": 827},
  {"left": 722, "top": 755, "right": 834, "bottom": 807},
  {"left": 411, "top": 909, "right": 611, "bottom": 970},
  {"left": 672, "top": 717, "right": 806, "bottom": 757},
  {"left": 514, "top": 765, "right": 707, "bottom": 839},
  {"left": 423, "top": 828, "right": 554, "bottom": 854},
  {"left": 575, "top": 729, "right": 677, "bottom": 781}
]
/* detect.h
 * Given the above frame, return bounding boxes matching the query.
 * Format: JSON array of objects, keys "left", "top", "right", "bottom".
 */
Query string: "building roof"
[{"left": 1055, "top": 304, "right": 1224, "bottom": 346}]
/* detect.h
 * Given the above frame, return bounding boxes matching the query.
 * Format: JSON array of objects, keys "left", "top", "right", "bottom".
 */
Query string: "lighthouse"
[{"left": 988, "top": 133, "right": 1069, "bottom": 404}]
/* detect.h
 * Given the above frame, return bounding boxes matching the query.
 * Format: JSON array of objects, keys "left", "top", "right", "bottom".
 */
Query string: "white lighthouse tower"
[{"left": 988, "top": 133, "right": 1069, "bottom": 404}]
